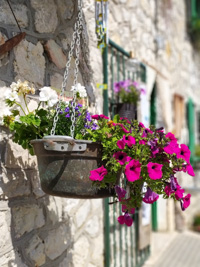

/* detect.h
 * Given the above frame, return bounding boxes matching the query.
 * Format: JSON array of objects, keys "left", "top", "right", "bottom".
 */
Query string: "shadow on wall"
[{"left": 0, "top": 126, "right": 74, "bottom": 267}]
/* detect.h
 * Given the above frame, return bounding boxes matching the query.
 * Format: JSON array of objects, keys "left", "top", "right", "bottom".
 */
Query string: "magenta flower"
[
  {"left": 113, "top": 151, "right": 131, "bottom": 165},
  {"left": 117, "top": 139, "right": 125, "bottom": 149},
  {"left": 99, "top": 114, "right": 109, "bottom": 119},
  {"left": 177, "top": 144, "right": 191, "bottom": 163},
  {"left": 91, "top": 114, "right": 109, "bottom": 120},
  {"left": 117, "top": 213, "right": 133, "bottom": 227},
  {"left": 138, "top": 122, "right": 145, "bottom": 129},
  {"left": 125, "top": 159, "right": 141, "bottom": 182},
  {"left": 165, "top": 132, "right": 177, "bottom": 144},
  {"left": 89, "top": 165, "right": 108, "bottom": 181},
  {"left": 139, "top": 139, "right": 146, "bottom": 145},
  {"left": 186, "top": 164, "right": 195, "bottom": 176},
  {"left": 142, "top": 128, "right": 153, "bottom": 138},
  {"left": 119, "top": 124, "right": 131, "bottom": 133},
  {"left": 147, "top": 162, "right": 163, "bottom": 180},
  {"left": 180, "top": 194, "right": 191, "bottom": 211},
  {"left": 175, "top": 187, "right": 185, "bottom": 200},
  {"left": 164, "top": 142, "right": 179, "bottom": 155},
  {"left": 122, "top": 204, "right": 135, "bottom": 214},
  {"left": 143, "top": 187, "right": 159, "bottom": 204},
  {"left": 120, "top": 117, "right": 131, "bottom": 124},
  {"left": 115, "top": 185, "right": 126, "bottom": 200},
  {"left": 122, "top": 135, "right": 136, "bottom": 147}
]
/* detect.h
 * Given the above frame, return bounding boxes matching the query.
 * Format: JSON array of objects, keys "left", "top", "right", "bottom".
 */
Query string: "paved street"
[{"left": 143, "top": 231, "right": 200, "bottom": 267}]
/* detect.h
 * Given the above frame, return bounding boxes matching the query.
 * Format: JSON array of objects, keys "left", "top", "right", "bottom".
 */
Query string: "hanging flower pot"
[
  {"left": 116, "top": 102, "right": 137, "bottom": 121},
  {"left": 31, "top": 136, "right": 117, "bottom": 198}
]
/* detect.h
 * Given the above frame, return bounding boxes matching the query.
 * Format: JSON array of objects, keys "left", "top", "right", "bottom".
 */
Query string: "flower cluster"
[
  {"left": 1, "top": 80, "right": 88, "bottom": 154},
  {"left": 114, "top": 80, "right": 145, "bottom": 104},
  {"left": 84, "top": 116, "right": 194, "bottom": 227}
]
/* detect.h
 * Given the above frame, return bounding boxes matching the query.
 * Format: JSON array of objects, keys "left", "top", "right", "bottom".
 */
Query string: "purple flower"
[
  {"left": 115, "top": 185, "right": 126, "bottom": 200},
  {"left": 143, "top": 187, "right": 159, "bottom": 204},
  {"left": 89, "top": 165, "right": 107, "bottom": 181},
  {"left": 125, "top": 159, "right": 141, "bottom": 182},
  {"left": 65, "top": 113, "right": 70, "bottom": 118},
  {"left": 147, "top": 162, "right": 163, "bottom": 180},
  {"left": 65, "top": 107, "right": 70, "bottom": 112},
  {"left": 85, "top": 111, "right": 92, "bottom": 122},
  {"left": 91, "top": 123, "right": 97, "bottom": 130}
]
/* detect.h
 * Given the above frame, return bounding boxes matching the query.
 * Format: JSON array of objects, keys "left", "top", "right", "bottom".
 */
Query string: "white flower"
[
  {"left": 39, "top": 87, "right": 58, "bottom": 107},
  {"left": 0, "top": 104, "right": 12, "bottom": 125},
  {"left": 4, "top": 88, "right": 19, "bottom": 102},
  {"left": 71, "top": 83, "right": 87, "bottom": 98}
]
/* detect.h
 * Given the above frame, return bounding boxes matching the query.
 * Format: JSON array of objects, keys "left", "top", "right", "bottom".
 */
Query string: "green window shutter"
[
  {"left": 191, "top": 0, "right": 197, "bottom": 19},
  {"left": 187, "top": 98, "right": 195, "bottom": 155}
]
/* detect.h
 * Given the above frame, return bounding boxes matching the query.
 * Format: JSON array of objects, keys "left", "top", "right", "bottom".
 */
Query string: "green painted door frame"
[{"left": 150, "top": 84, "right": 158, "bottom": 232}]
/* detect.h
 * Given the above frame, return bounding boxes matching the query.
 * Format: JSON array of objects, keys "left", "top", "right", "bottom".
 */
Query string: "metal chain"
[
  {"left": 70, "top": 7, "right": 83, "bottom": 138},
  {"left": 51, "top": 0, "right": 83, "bottom": 136}
]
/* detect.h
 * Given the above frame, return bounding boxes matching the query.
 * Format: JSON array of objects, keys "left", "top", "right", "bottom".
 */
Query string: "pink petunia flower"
[
  {"left": 113, "top": 151, "right": 131, "bottom": 165},
  {"left": 186, "top": 164, "right": 195, "bottom": 176},
  {"left": 120, "top": 124, "right": 131, "bottom": 133},
  {"left": 89, "top": 165, "right": 108, "bottom": 181},
  {"left": 177, "top": 144, "right": 191, "bottom": 163},
  {"left": 143, "top": 187, "right": 159, "bottom": 204},
  {"left": 180, "top": 194, "right": 191, "bottom": 211},
  {"left": 175, "top": 187, "right": 185, "bottom": 200},
  {"left": 117, "top": 213, "right": 133, "bottom": 227},
  {"left": 91, "top": 114, "right": 109, "bottom": 120},
  {"left": 117, "top": 139, "right": 125, "bottom": 149},
  {"left": 99, "top": 114, "right": 109, "bottom": 119},
  {"left": 165, "top": 132, "right": 177, "bottom": 144},
  {"left": 147, "top": 162, "right": 163, "bottom": 180},
  {"left": 139, "top": 139, "right": 146, "bottom": 145},
  {"left": 122, "top": 135, "right": 136, "bottom": 147},
  {"left": 125, "top": 159, "right": 141, "bottom": 182},
  {"left": 164, "top": 142, "right": 179, "bottom": 155},
  {"left": 138, "top": 122, "right": 145, "bottom": 129},
  {"left": 142, "top": 128, "right": 153, "bottom": 138},
  {"left": 122, "top": 204, "right": 135, "bottom": 214},
  {"left": 120, "top": 117, "right": 131, "bottom": 124}
]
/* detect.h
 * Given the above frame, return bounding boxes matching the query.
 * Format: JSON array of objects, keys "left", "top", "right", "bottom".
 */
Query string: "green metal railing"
[{"left": 103, "top": 39, "right": 150, "bottom": 267}]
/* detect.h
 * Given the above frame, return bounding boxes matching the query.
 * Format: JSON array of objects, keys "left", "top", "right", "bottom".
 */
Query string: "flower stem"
[
  {"left": 15, "top": 102, "right": 26, "bottom": 115},
  {"left": 23, "top": 94, "right": 30, "bottom": 113}
]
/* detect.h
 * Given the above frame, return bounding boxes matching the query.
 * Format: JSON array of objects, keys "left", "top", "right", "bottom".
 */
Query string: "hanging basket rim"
[{"left": 31, "top": 136, "right": 100, "bottom": 145}]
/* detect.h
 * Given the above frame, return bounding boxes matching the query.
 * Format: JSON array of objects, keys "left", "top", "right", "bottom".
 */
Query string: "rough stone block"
[
  {"left": 57, "top": 0, "right": 74, "bottom": 21},
  {"left": 46, "top": 196, "right": 63, "bottom": 225},
  {"left": 0, "top": 2, "right": 28, "bottom": 27},
  {"left": 0, "top": 206, "right": 13, "bottom": 257},
  {"left": 50, "top": 73, "right": 64, "bottom": 90},
  {"left": 44, "top": 40, "right": 67, "bottom": 69},
  {"left": 14, "top": 40, "right": 45, "bottom": 86},
  {"left": 30, "top": 170, "right": 45, "bottom": 198},
  {"left": 44, "top": 224, "right": 70, "bottom": 260},
  {"left": 85, "top": 215, "right": 100, "bottom": 237},
  {"left": 4, "top": 139, "right": 29, "bottom": 169},
  {"left": 13, "top": 204, "right": 45, "bottom": 238},
  {"left": 31, "top": 0, "right": 58, "bottom": 33},
  {"left": 73, "top": 236, "right": 90, "bottom": 266},
  {"left": 26, "top": 235, "right": 46, "bottom": 266},
  {"left": 1, "top": 169, "right": 31, "bottom": 198},
  {"left": 75, "top": 200, "right": 91, "bottom": 228}
]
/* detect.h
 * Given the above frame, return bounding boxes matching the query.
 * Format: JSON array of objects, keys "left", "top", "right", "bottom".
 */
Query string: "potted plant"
[
  {"left": 113, "top": 80, "right": 145, "bottom": 120},
  {"left": 1, "top": 80, "right": 195, "bottom": 226}
]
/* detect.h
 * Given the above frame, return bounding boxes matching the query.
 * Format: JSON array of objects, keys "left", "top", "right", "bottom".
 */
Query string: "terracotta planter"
[
  {"left": 31, "top": 136, "right": 117, "bottom": 199},
  {"left": 116, "top": 103, "right": 137, "bottom": 121}
]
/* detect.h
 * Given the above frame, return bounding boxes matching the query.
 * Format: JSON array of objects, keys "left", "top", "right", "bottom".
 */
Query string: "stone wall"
[{"left": 0, "top": 0, "right": 104, "bottom": 266}]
